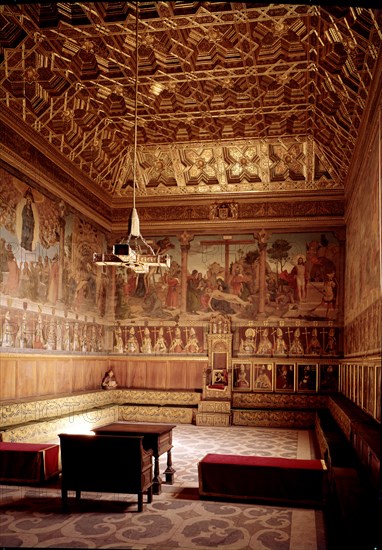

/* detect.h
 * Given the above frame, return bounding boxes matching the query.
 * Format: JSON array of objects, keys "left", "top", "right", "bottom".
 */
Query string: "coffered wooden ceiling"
[{"left": 0, "top": 2, "right": 381, "bottom": 213}]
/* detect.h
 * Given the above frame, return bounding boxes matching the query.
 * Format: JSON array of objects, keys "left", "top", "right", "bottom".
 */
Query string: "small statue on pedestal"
[{"left": 101, "top": 369, "right": 118, "bottom": 390}]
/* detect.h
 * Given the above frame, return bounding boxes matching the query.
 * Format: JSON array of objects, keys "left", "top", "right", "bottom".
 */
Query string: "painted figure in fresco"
[
  {"left": 0, "top": 238, "right": 7, "bottom": 274},
  {"left": 169, "top": 326, "right": 184, "bottom": 353},
  {"left": 21, "top": 188, "right": 35, "bottom": 251},
  {"left": 81, "top": 327, "right": 88, "bottom": 352},
  {"left": 45, "top": 319, "right": 57, "bottom": 351},
  {"left": 89, "top": 324, "right": 97, "bottom": 352},
  {"left": 256, "top": 328, "right": 273, "bottom": 355},
  {"left": 273, "top": 327, "right": 288, "bottom": 355},
  {"left": 113, "top": 322, "right": 124, "bottom": 353},
  {"left": 164, "top": 271, "right": 180, "bottom": 309},
  {"left": 73, "top": 321, "right": 81, "bottom": 352},
  {"left": 63, "top": 320, "right": 70, "bottom": 351},
  {"left": 289, "top": 328, "right": 304, "bottom": 355},
  {"left": 187, "top": 269, "right": 201, "bottom": 314},
  {"left": 229, "top": 263, "right": 246, "bottom": 297},
  {"left": 5, "top": 244, "right": 20, "bottom": 295},
  {"left": 97, "top": 326, "right": 104, "bottom": 352},
  {"left": 19, "top": 261, "right": 32, "bottom": 299},
  {"left": 253, "top": 365, "right": 272, "bottom": 389},
  {"left": 239, "top": 328, "right": 256, "bottom": 354},
  {"left": 47, "top": 255, "right": 59, "bottom": 304},
  {"left": 208, "top": 279, "right": 247, "bottom": 314},
  {"left": 292, "top": 256, "right": 307, "bottom": 302},
  {"left": 153, "top": 326, "right": 167, "bottom": 353},
  {"left": 126, "top": 326, "right": 139, "bottom": 353},
  {"left": 34, "top": 313, "right": 45, "bottom": 349},
  {"left": 18, "top": 312, "right": 31, "bottom": 348},
  {"left": 56, "top": 319, "right": 63, "bottom": 351},
  {"left": 310, "top": 270, "right": 337, "bottom": 318},
  {"left": 141, "top": 326, "right": 153, "bottom": 353},
  {"left": 184, "top": 327, "right": 200, "bottom": 353},
  {"left": 102, "top": 369, "right": 118, "bottom": 390},
  {"left": 96, "top": 271, "right": 108, "bottom": 317},
  {"left": 143, "top": 287, "right": 171, "bottom": 318},
  {"left": 325, "top": 327, "right": 337, "bottom": 355},
  {"left": 308, "top": 328, "right": 322, "bottom": 355},
  {"left": 2, "top": 310, "right": 15, "bottom": 347}
]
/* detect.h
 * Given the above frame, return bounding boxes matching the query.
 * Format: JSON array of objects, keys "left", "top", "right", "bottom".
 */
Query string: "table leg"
[
  {"left": 152, "top": 454, "right": 163, "bottom": 495},
  {"left": 164, "top": 449, "right": 176, "bottom": 484}
]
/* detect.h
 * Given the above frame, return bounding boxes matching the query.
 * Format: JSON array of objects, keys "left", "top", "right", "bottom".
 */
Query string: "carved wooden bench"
[
  {"left": 59, "top": 433, "right": 153, "bottom": 512},
  {"left": 198, "top": 453, "right": 328, "bottom": 507},
  {"left": 0, "top": 441, "right": 60, "bottom": 483}
]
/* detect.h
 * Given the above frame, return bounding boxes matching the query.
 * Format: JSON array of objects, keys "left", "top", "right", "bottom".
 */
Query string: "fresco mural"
[
  {"left": 1, "top": 174, "right": 342, "bottom": 355},
  {"left": 110, "top": 231, "right": 340, "bottom": 322}
]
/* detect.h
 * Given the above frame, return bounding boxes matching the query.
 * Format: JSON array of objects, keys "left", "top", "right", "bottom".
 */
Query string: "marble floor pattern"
[{"left": 0, "top": 425, "right": 328, "bottom": 549}]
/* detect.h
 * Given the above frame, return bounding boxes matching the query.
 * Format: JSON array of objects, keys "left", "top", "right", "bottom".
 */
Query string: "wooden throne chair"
[{"left": 202, "top": 313, "right": 233, "bottom": 401}]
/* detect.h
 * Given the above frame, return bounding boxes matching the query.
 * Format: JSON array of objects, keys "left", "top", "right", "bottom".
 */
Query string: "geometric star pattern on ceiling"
[{"left": 0, "top": 2, "right": 381, "bottom": 202}]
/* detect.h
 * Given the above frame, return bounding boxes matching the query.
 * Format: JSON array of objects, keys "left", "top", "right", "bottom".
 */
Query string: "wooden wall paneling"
[
  {"left": 36, "top": 358, "right": 58, "bottom": 396},
  {"left": 185, "top": 359, "right": 206, "bottom": 390},
  {"left": 72, "top": 356, "right": 86, "bottom": 392},
  {"left": 90, "top": 357, "right": 110, "bottom": 391},
  {"left": 81, "top": 357, "right": 104, "bottom": 390},
  {"left": 145, "top": 360, "right": 167, "bottom": 390},
  {"left": 165, "top": 359, "right": 188, "bottom": 389},
  {"left": 54, "top": 357, "right": 75, "bottom": 396},
  {"left": 0, "top": 356, "right": 17, "bottom": 400},
  {"left": 108, "top": 357, "right": 128, "bottom": 388},
  {"left": 16, "top": 357, "right": 38, "bottom": 398}
]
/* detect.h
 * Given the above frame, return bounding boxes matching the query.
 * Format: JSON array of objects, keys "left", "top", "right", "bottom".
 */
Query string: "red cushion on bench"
[
  {"left": 198, "top": 453, "right": 327, "bottom": 505},
  {"left": 0, "top": 442, "right": 60, "bottom": 483},
  {"left": 200, "top": 453, "right": 325, "bottom": 470}
]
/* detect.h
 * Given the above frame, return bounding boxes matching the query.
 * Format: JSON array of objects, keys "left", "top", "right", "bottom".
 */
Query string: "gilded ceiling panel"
[{"left": 0, "top": 2, "right": 381, "bottom": 203}]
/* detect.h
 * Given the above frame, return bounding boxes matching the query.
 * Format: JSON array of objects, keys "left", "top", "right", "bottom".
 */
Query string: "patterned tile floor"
[{"left": 0, "top": 425, "right": 328, "bottom": 549}]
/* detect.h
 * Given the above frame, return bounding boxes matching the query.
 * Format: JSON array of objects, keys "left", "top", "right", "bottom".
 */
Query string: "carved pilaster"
[
  {"left": 255, "top": 229, "right": 271, "bottom": 317},
  {"left": 178, "top": 231, "right": 194, "bottom": 313}
]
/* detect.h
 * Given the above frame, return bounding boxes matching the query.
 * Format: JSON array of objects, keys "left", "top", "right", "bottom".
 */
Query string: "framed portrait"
[
  {"left": 232, "top": 361, "right": 252, "bottom": 391},
  {"left": 253, "top": 363, "right": 273, "bottom": 392},
  {"left": 212, "top": 369, "right": 228, "bottom": 386},
  {"left": 319, "top": 364, "right": 339, "bottom": 392},
  {"left": 275, "top": 363, "right": 295, "bottom": 392},
  {"left": 297, "top": 363, "right": 317, "bottom": 392}
]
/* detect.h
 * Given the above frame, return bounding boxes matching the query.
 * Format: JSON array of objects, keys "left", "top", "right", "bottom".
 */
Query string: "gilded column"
[
  {"left": 178, "top": 231, "right": 193, "bottom": 313},
  {"left": 256, "top": 229, "right": 270, "bottom": 317}
]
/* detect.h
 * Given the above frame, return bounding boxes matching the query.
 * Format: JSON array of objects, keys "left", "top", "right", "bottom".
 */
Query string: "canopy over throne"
[{"left": 202, "top": 313, "right": 233, "bottom": 400}]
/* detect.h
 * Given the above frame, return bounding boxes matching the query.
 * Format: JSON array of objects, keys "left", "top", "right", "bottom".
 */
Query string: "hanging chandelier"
[{"left": 93, "top": 4, "right": 170, "bottom": 274}]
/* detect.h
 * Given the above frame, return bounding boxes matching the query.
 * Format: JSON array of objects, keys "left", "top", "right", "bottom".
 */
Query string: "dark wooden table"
[{"left": 93, "top": 422, "right": 176, "bottom": 494}]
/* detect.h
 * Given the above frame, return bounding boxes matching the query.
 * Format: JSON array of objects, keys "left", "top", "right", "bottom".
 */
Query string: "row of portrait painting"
[{"left": 229, "top": 361, "right": 339, "bottom": 393}]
